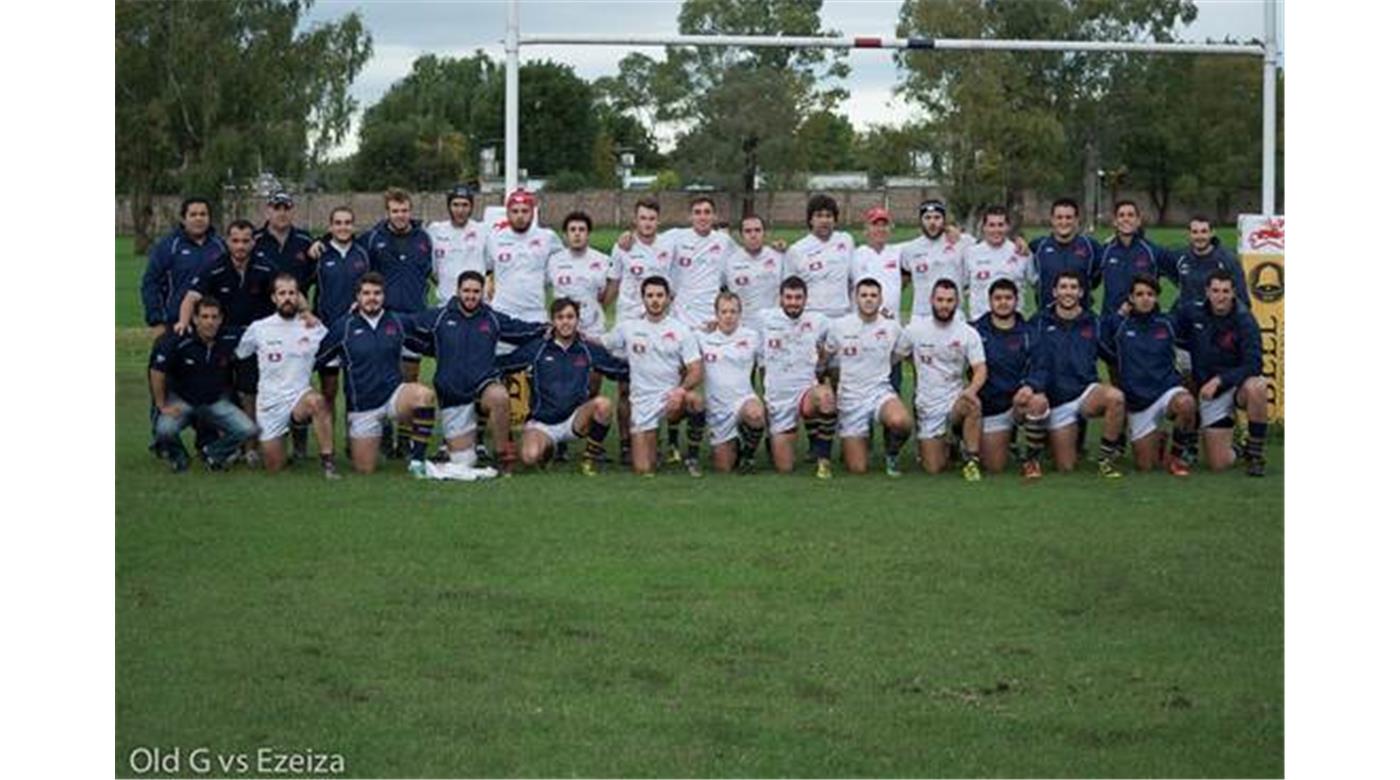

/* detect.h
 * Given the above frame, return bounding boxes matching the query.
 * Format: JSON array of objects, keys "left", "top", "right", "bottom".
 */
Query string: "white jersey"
[
  {"left": 235, "top": 314, "right": 327, "bottom": 410},
  {"left": 427, "top": 219, "right": 487, "bottom": 305},
  {"left": 666, "top": 227, "right": 734, "bottom": 328},
  {"left": 900, "top": 316, "right": 985, "bottom": 408},
  {"left": 547, "top": 247, "right": 611, "bottom": 335},
  {"left": 901, "top": 232, "right": 972, "bottom": 319},
  {"left": 785, "top": 231, "right": 856, "bottom": 317},
  {"left": 609, "top": 234, "right": 674, "bottom": 321},
  {"left": 484, "top": 223, "right": 562, "bottom": 322},
  {"left": 963, "top": 239, "right": 1035, "bottom": 321},
  {"left": 852, "top": 243, "right": 904, "bottom": 321},
  {"left": 698, "top": 326, "right": 760, "bottom": 411},
  {"left": 757, "top": 308, "right": 830, "bottom": 397},
  {"left": 824, "top": 313, "right": 903, "bottom": 407},
  {"left": 602, "top": 314, "right": 701, "bottom": 397},
  {"left": 721, "top": 246, "right": 784, "bottom": 330}
]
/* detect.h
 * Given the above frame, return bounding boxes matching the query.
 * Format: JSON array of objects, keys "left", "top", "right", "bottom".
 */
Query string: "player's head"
[
  {"left": 1113, "top": 199, "right": 1140, "bottom": 236},
  {"left": 1050, "top": 197, "right": 1079, "bottom": 239},
  {"left": 265, "top": 191, "right": 295, "bottom": 230},
  {"left": 1052, "top": 269, "right": 1082, "bottom": 310},
  {"left": 1129, "top": 274, "right": 1159, "bottom": 313},
  {"left": 988, "top": 278, "right": 1019, "bottom": 319},
  {"left": 180, "top": 197, "right": 212, "bottom": 238},
  {"left": 918, "top": 199, "right": 947, "bottom": 239},
  {"left": 855, "top": 277, "right": 883, "bottom": 317},
  {"left": 506, "top": 189, "right": 535, "bottom": 232},
  {"left": 689, "top": 195, "right": 716, "bottom": 233},
  {"left": 456, "top": 270, "right": 486, "bottom": 311},
  {"left": 931, "top": 278, "right": 960, "bottom": 322},
  {"left": 641, "top": 275, "right": 671, "bottom": 318},
  {"left": 562, "top": 211, "right": 592, "bottom": 251},
  {"left": 384, "top": 187, "right": 413, "bottom": 230},
  {"left": 981, "top": 205, "right": 1009, "bottom": 244},
  {"left": 550, "top": 297, "right": 580, "bottom": 339},
  {"left": 780, "top": 275, "right": 808, "bottom": 318},
  {"left": 714, "top": 290, "right": 742, "bottom": 333},
  {"left": 194, "top": 296, "right": 224, "bottom": 339},
  {"left": 807, "top": 194, "right": 839, "bottom": 239},
  {"left": 864, "top": 206, "right": 891, "bottom": 245},
  {"left": 447, "top": 184, "right": 475, "bottom": 224},
  {"left": 226, "top": 219, "right": 256, "bottom": 261},
  {"left": 328, "top": 206, "right": 355, "bottom": 243},
  {"left": 356, "top": 272, "right": 386, "bottom": 315},
  {"left": 1189, "top": 214, "right": 1214, "bottom": 252},
  {"left": 740, "top": 214, "right": 766, "bottom": 251},
  {"left": 634, "top": 196, "right": 660, "bottom": 238},
  {"left": 271, "top": 272, "right": 300, "bottom": 319},
  {"left": 1206, "top": 268, "right": 1236, "bottom": 315}
]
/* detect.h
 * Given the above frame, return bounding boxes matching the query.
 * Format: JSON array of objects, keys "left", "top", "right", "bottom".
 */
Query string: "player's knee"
[
  {"left": 1105, "top": 387, "right": 1125, "bottom": 407},
  {"left": 1243, "top": 377, "right": 1266, "bottom": 400},
  {"left": 482, "top": 384, "right": 508, "bottom": 408},
  {"left": 1028, "top": 395, "right": 1049, "bottom": 416},
  {"left": 592, "top": 396, "right": 613, "bottom": 418}
]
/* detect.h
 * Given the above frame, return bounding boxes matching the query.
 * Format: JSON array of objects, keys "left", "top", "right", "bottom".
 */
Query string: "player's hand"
[
  {"left": 664, "top": 386, "right": 686, "bottom": 409},
  {"left": 769, "top": 239, "right": 788, "bottom": 252},
  {"left": 880, "top": 306, "right": 896, "bottom": 320},
  {"left": 1117, "top": 301, "right": 1131, "bottom": 316},
  {"left": 172, "top": 321, "right": 191, "bottom": 336},
  {"left": 307, "top": 240, "right": 325, "bottom": 260},
  {"left": 158, "top": 404, "right": 182, "bottom": 418},
  {"left": 1013, "top": 236, "right": 1030, "bottom": 256},
  {"left": 300, "top": 312, "right": 322, "bottom": 328},
  {"left": 616, "top": 231, "right": 635, "bottom": 251},
  {"left": 946, "top": 225, "right": 962, "bottom": 244},
  {"left": 1200, "top": 377, "right": 1221, "bottom": 400}
]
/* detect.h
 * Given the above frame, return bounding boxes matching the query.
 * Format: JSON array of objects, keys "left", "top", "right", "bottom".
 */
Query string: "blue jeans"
[{"left": 154, "top": 396, "right": 257, "bottom": 463}]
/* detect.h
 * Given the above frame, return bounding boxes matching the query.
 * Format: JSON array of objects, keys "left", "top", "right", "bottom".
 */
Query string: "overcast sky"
[{"left": 303, "top": 0, "right": 1285, "bottom": 158}]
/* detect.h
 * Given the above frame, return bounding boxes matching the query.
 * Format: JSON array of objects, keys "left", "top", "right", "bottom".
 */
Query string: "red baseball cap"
[
  {"left": 864, "top": 206, "right": 892, "bottom": 224},
  {"left": 505, "top": 188, "right": 536, "bottom": 208}
]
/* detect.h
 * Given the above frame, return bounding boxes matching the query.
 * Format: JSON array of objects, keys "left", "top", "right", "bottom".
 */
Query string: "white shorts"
[
  {"left": 708, "top": 394, "right": 759, "bottom": 446},
  {"left": 630, "top": 390, "right": 669, "bottom": 433},
  {"left": 915, "top": 394, "right": 958, "bottom": 440},
  {"left": 1048, "top": 383, "right": 1100, "bottom": 432},
  {"left": 1129, "top": 387, "right": 1191, "bottom": 442},
  {"left": 524, "top": 415, "right": 580, "bottom": 446},
  {"left": 839, "top": 388, "right": 900, "bottom": 439},
  {"left": 440, "top": 403, "right": 479, "bottom": 440},
  {"left": 982, "top": 408, "right": 1016, "bottom": 434},
  {"left": 256, "top": 388, "right": 313, "bottom": 442},
  {"left": 1199, "top": 386, "right": 1245, "bottom": 428},
  {"left": 765, "top": 384, "right": 814, "bottom": 435},
  {"left": 347, "top": 384, "right": 406, "bottom": 440}
]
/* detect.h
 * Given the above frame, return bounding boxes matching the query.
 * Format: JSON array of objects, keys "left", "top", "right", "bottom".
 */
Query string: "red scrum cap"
[
  {"left": 505, "top": 188, "right": 536, "bottom": 209},
  {"left": 864, "top": 206, "right": 891, "bottom": 224}
]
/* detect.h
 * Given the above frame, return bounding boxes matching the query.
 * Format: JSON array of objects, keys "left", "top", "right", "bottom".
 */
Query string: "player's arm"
[
  {"left": 147, "top": 336, "right": 180, "bottom": 413},
  {"left": 1220, "top": 315, "right": 1264, "bottom": 389},
  {"left": 963, "top": 332, "right": 987, "bottom": 397},
  {"left": 313, "top": 318, "right": 346, "bottom": 370},
  {"left": 495, "top": 310, "right": 550, "bottom": 345},
  {"left": 141, "top": 239, "right": 172, "bottom": 330},
  {"left": 495, "top": 337, "right": 541, "bottom": 374},
  {"left": 233, "top": 323, "right": 258, "bottom": 361},
  {"left": 679, "top": 332, "right": 703, "bottom": 391},
  {"left": 1024, "top": 319, "right": 1050, "bottom": 395},
  {"left": 1229, "top": 250, "right": 1252, "bottom": 311},
  {"left": 586, "top": 342, "right": 630, "bottom": 382},
  {"left": 1097, "top": 314, "right": 1121, "bottom": 367}
]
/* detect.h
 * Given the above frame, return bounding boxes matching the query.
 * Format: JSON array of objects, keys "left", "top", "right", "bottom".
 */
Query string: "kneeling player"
[
  {"left": 1103, "top": 275, "right": 1197, "bottom": 475},
  {"left": 903, "top": 279, "right": 987, "bottom": 480},
  {"left": 700, "top": 292, "right": 766, "bottom": 473},
  {"left": 973, "top": 279, "right": 1050, "bottom": 476},
  {"left": 759, "top": 276, "right": 838, "bottom": 478},
  {"left": 235, "top": 274, "right": 339, "bottom": 477},
  {"left": 315, "top": 273, "right": 438, "bottom": 475},
  {"left": 827, "top": 278, "right": 913, "bottom": 476},
  {"left": 602, "top": 276, "right": 705, "bottom": 476},
  {"left": 497, "top": 297, "right": 629, "bottom": 474}
]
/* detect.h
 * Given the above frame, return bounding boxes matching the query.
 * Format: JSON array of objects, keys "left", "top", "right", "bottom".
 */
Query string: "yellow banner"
[
  {"left": 505, "top": 370, "right": 531, "bottom": 428},
  {"left": 1238, "top": 215, "right": 1284, "bottom": 422}
]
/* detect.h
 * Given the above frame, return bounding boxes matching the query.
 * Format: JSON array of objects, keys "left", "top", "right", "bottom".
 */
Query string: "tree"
[
  {"left": 117, "top": 0, "right": 371, "bottom": 250},
  {"left": 852, "top": 121, "right": 940, "bottom": 184},
  {"left": 470, "top": 60, "right": 599, "bottom": 182},
  {"left": 796, "top": 111, "right": 857, "bottom": 172}
]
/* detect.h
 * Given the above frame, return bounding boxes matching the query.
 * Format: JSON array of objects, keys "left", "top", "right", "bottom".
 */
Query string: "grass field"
[{"left": 115, "top": 226, "right": 1281, "bottom": 777}]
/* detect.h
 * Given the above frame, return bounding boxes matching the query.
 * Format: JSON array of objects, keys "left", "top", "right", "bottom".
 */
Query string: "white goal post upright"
[{"left": 503, "top": 0, "right": 1279, "bottom": 216}]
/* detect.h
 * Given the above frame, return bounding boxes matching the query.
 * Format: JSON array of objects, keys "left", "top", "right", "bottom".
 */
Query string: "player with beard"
[
  {"left": 428, "top": 184, "right": 488, "bottom": 307},
  {"left": 699, "top": 292, "right": 766, "bottom": 473},
  {"left": 758, "top": 276, "right": 838, "bottom": 478},
  {"left": 486, "top": 188, "right": 565, "bottom": 323},
  {"left": 973, "top": 279, "right": 1050, "bottom": 477},
  {"left": 784, "top": 194, "right": 856, "bottom": 320},
  {"left": 901, "top": 199, "right": 973, "bottom": 321},
  {"left": 901, "top": 279, "right": 987, "bottom": 480},
  {"left": 826, "top": 278, "right": 913, "bottom": 476},
  {"left": 963, "top": 205, "right": 1034, "bottom": 322}
]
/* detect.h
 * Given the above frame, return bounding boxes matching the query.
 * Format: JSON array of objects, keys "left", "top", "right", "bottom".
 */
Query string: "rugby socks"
[
  {"left": 885, "top": 427, "right": 910, "bottom": 459},
  {"left": 1245, "top": 421, "right": 1268, "bottom": 462},
  {"left": 1023, "top": 412, "right": 1048, "bottom": 463},
  {"left": 738, "top": 421, "right": 764, "bottom": 461},
  {"left": 396, "top": 421, "right": 414, "bottom": 454},
  {"left": 686, "top": 411, "right": 706, "bottom": 459},
  {"left": 585, "top": 418, "right": 610, "bottom": 462},
  {"left": 1170, "top": 427, "right": 1198, "bottom": 460},
  {"left": 667, "top": 424, "right": 681, "bottom": 451},
  {"left": 1098, "top": 435, "right": 1124, "bottom": 463},
  {"left": 809, "top": 411, "right": 836, "bottom": 460},
  {"left": 960, "top": 439, "right": 981, "bottom": 466},
  {"left": 408, "top": 407, "right": 435, "bottom": 462},
  {"left": 290, "top": 421, "right": 309, "bottom": 457}
]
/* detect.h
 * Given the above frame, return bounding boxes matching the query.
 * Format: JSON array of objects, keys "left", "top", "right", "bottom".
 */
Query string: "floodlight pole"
[
  {"left": 1262, "top": 0, "right": 1279, "bottom": 216},
  {"left": 504, "top": 0, "right": 520, "bottom": 195}
]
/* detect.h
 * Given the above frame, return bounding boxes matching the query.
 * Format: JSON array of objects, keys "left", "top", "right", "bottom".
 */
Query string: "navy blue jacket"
[
  {"left": 148, "top": 329, "right": 241, "bottom": 406},
  {"left": 496, "top": 337, "right": 630, "bottom": 425},
  {"left": 1174, "top": 300, "right": 1263, "bottom": 393},
  {"left": 1028, "top": 234, "right": 1101, "bottom": 311},
  {"left": 1100, "top": 233, "right": 1172, "bottom": 314},
  {"left": 357, "top": 219, "right": 434, "bottom": 314},
  {"left": 1161, "top": 237, "right": 1250, "bottom": 313},
  {"left": 411, "top": 301, "right": 547, "bottom": 408},
  {"left": 1026, "top": 308, "right": 1110, "bottom": 407},
  {"left": 140, "top": 227, "right": 228, "bottom": 326},
  {"left": 972, "top": 312, "right": 1034, "bottom": 416},
  {"left": 1100, "top": 308, "right": 1184, "bottom": 412},
  {"left": 316, "top": 310, "right": 421, "bottom": 412},
  {"left": 190, "top": 255, "right": 278, "bottom": 331},
  {"left": 253, "top": 223, "right": 316, "bottom": 293},
  {"left": 313, "top": 241, "right": 372, "bottom": 323}
]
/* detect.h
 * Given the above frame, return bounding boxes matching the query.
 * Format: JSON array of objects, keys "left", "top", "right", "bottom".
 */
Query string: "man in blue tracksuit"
[
  {"left": 1025, "top": 270, "right": 1127, "bottom": 477},
  {"left": 1175, "top": 269, "right": 1269, "bottom": 476},
  {"left": 141, "top": 196, "right": 228, "bottom": 333},
  {"left": 315, "top": 272, "right": 438, "bottom": 477},
  {"left": 412, "top": 270, "right": 547, "bottom": 474},
  {"left": 1160, "top": 215, "right": 1250, "bottom": 314},
  {"left": 1024, "top": 197, "right": 1102, "bottom": 312},
  {"left": 497, "top": 297, "right": 630, "bottom": 475},
  {"left": 972, "top": 279, "right": 1050, "bottom": 477},
  {"left": 1101, "top": 275, "right": 1197, "bottom": 475},
  {"left": 1099, "top": 200, "right": 1174, "bottom": 315},
  {"left": 253, "top": 191, "right": 317, "bottom": 295}
]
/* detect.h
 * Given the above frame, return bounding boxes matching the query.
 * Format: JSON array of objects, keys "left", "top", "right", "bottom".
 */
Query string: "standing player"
[
  {"left": 496, "top": 298, "right": 630, "bottom": 475},
  {"left": 1025, "top": 271, "right": 1127, "bottom": 476},
  {"left": 826, "top": 278, "right": 914, "bottom": 476},
  {"left": 902, "top": 279, "right": 987, "bottom": 480},
  {"left": 141, "top": 196, "right": 227, "bottom": 337},
  {"left": 608, "top": 197, "right": 675, "bottom": 466},
  {"left": 759, "top": 277, "right": 838, "bottom": 478},
  {"left": 486, "top": 188, "right": 564, "bottom": 323},
  {"left": 699, "top": 292, "right": 766, "bottom": 473},
  {"left": 602, "top": 276, "right": 705, "bottom": 477},
  {"left": 785, "top": 194, "right": 856, "bottom": 320},
  {"left": 314, "top": 273, "right": 438, "bottom": 476},
  {"left": 1175, "top": 270, "right": 1269, "bottom": 475},
  {"left": 309, "top": 206, "right": 371, "bottom": 424},
  {"left": 963, "top": 205, "right": 1035, "bottom": 321},
  {"left": 852, "top": 207, "right": 903, "bottom": 322},
  {"left": 1162, "top": 215, "right": 1250, "bottom": 314},
  {"left": 901, "top": 199, "right": 973, "bottom": 320},
  {"left": 235, "top": 274, "right": 339, "bottom": 478},
  {"left": 664, "top": 195, "right": 735, "bottom": 331},
  {"left": 721, "top": 214, "right": 784, "bottom": 333},
  {"left": 973, "top": 279, "right": 1050, "bottom": 477},
  {"left": 1099, "top": 200, "right": 1173, "bottom": 315},
  {"left": 547, "top": 211, "right": 615, "bottom": 337},
  {"left": 427, "top": 184, "right": 488, "bottom": 307},
  {"left": 252, "top": 191, "right": 315, "bottom": 294},
  {"left": 1024, "top": 197, "right": 1101, "bottom": 312}
]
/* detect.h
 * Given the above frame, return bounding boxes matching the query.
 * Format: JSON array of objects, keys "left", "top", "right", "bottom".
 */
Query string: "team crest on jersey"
[
  {"left": 736, "top": 340, "right": 749, "bottom": 349},
  {"left": 478, "top": 322, "right": 491, "bottom": 332},
  {"left": 530, "top": 239, "right": 543, "bottom": 248},
  {"left": 1217, "top": 329, "right": 1236, "bottom": 350},
  {"left": 1080, "top": 325, "right": 1095, "bottom": 339},
  {"left": 385, "top": 323, "right": 399, "bottom": 335},
  {"left": 1153, "top": 327, "right": 1169, "bottom": 340},
  {"left": 763, "top": 258, "right": 776, "bottom": 269},
  {"left": 661, "top": 331, "right": 677, "bottom": 341},
  {"left": 709, "top": 244, "right": 722, "bottom": 254},
  {"left": 1005, "top": 337, "right": 1021, "bottom": 351},
  {"left": 589, "top": 262, "right": 604, "bottom": 271},
  {"left": 874, "top": 328, "right": 888, "bottom": 339},
  {"left": 800, "top": 322, "right": 813, "bottom": 332},
  {"left": 573, "top": 356, "right": 588, "bottom": 367},
  {"left": 1075, "top": 246, "right": 1087, "bottom": 257}
]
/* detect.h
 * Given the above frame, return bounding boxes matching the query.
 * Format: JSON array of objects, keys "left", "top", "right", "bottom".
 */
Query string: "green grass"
[{"left": 115, "top": 228, "right": 1280, "bottom": 778}]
